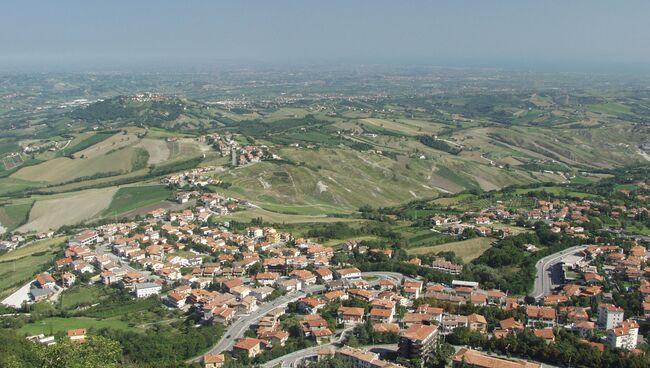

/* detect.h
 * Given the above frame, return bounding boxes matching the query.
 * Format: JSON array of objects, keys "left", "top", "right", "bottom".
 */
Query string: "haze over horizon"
[{"left": 2, "top": 0, "right": 650, "bottom": 73}]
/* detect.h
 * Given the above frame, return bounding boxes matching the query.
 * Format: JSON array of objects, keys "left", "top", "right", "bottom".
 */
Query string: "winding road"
[
  {"left": 188, "top": 272, "right": 405, "bottom": 363},
  {"left": 530, "top": 245, "right": 589, "bottom": 300}
]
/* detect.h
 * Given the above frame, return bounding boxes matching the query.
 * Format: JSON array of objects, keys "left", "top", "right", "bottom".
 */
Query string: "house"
[
  {"left": 71, "top": 230, "right": 99, "bottom": 246},
  {"left": 379, "top": 279, "right": 397, "bottom": 291},
  {"left": 67, "top": 328, "right": 86, "bottom": 343},
  {"left": 348, "top": 288, "right": 373, "bottom": 302},
  {"left": 374, "top": 323, "right": 401, "bottom": 334},
  {"left": 416, "top": 304, "right": 444, "bottom": 324},
  {"left": 35, "top": 273, "right": 56, "bottom": 289},
  {"left": 277, "top": 278, "right": 302, "bottom": 292},
  {"left": 25, "top": 334, "right": 56, "bottom": 346},
  {"left": 134, "top": 282, "right": 162, "bottom": 298},
  {"left": 312, "top": 328, "right": 334, "bottom": 344},
  {"left": 61, "top": 272, "right": 76, "bottom": 288},
  {"left": 290, "top": 269, "right": 317, "bottom": 285},
  {"left": 337, "top": 267, "right": 362, "bottom": 280},
  {"left": 430, "top": 258, "right": 463, "bottom": 275},
  {"left": 573, "top": 321, "right": 595, "bottom": 337},
  {"left": 499, "top": 318, "right": 524, "bottom": 335},
  {"left": 30, "top": 286, "right": 56, "bottom": 302},
  {"left": 299, "top": 297, "right": 326, "bottom": 314},
  {"left": 607, "top": 320, "right": 639, "bottom": 350},
  {"left": 403, "top": 280, "right": 423, "bottom": 299},
  {"left": 402, "top": 313, "right": 431, "bottom": 328},
  {"left": 369, "top": 308, "right": 394, "bottom": 324},
  {"left": 203, "top": 353, "right": 225, "bottom": 368},
  {"left": 336, "top": 346, "right": 405, "bottom": 368},
  {"left": 467, "top": 314, "right": 487, "bottom": 333},
  {"left": 442, "top": 315, "right": 473, "bottom": 334},
  {"left": 324, "top": 290, "right": 348, "bottom": 303},
  {"left": 300, "top": 315, "right": 332, "bottom": 339},
  {"left": 314, "top": 267, "right": 333, "bottom": 282},
  {"left": 487, "top": 290, "right": 506, "bottom": 305},
  {"left": 598, "top": 303, "right": 624, "bottom": 330},
  {"left": 250, "top": 286, "right": 275, "bottom": 301},
  {"left": 526, "top": 306, "right": 556, "bottom": 328},
  {"left": 209, "top": 306, "right": 237, "bottom": 325},
  {"left": 166, "top": 291, "right": 187, "bottom": 309},
  {"left": 398, "top": 324, "right": 439, "bottom": 361},
  {"left": 232, "top": 338, "right": 264, "bottom": 358},
  {"left": 452, "top": 348, "right": 541, "bottom": 368},
  {"left": 533, "top": 329, "right": 555, "bottom": 344},
  {"left": 258, "top": 330, "right": 289, "bottom": 348},
  {"left": 255, "top": 272, "right": 280, "bottom": 286}
]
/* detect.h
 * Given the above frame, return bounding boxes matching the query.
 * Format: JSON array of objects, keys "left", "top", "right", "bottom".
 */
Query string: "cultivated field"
[
  {"left": 11, "top": 147, "right": 139, "bottom": 184},
  {"left": 221, "top": 207, "right": 361, "bottom": 224},
  {"left": 72, "top": 132, "right": 136, "bottom": 159},
  {"left": 17, "top": 187, "right": 117, "bottom": 233},
  {"left": 407, "top": 237, "right": 494, "bottom": 262}
]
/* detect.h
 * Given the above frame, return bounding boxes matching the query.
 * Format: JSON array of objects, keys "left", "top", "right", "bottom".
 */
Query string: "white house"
[
  {"left": 607, "top": 320, "right": 639, "bottom": 350},
  {"left": 134, "top": 282, "right": 162, "bottom": 298}
]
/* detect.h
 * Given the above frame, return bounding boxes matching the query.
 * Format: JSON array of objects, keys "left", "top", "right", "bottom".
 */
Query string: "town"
[{"left": 3, "top": 171, "right": 650, "bottom": 368}]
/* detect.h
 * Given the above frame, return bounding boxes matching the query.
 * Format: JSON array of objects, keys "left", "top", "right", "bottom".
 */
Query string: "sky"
[{"left": 1, "top": 0, "right": 650, "bottom": 72}]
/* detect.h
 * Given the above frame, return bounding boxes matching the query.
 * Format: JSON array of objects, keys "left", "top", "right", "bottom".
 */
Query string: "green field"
[
  {"left": 17, "top": 317, "right": 131, "bottom": 336},
  {"left": 0, "top": 141, "right": 19, "bottom": 155},
  {"left": 407, "top": 237, "right": 494, "bottom": 262},
  {"left": 60, "top": 131, "right": 116, "bottom": 156},
  {"left": 103, "top": 185, "right": 172, "bottom": 216},
  {"left": 0, "top": 201, "right": 33, "bottom": 231},
  {"left": 60, "top": 285, "right": 105, "bottom": 310},
  {"left": 587, "top": 103, "right": 632, "bottom": 116},
  {"left": 0, "top": 236, "right": 67, "bottom": 262},
  {"left": 0, "top": 177, "right": 40, "bottom": 196},
  {"left": 0, "top": 237, "right": 66, "bottom": 298}
]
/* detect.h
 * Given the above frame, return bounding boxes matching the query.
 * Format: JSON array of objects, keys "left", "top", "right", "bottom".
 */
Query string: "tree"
[{"left": 36, "top": 336, "right": 121, "bottom": 368}]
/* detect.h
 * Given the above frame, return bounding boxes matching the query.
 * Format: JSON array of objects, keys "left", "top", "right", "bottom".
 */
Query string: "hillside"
[{"left": 0, "top": 80, "right": 649, "bottom": 233}]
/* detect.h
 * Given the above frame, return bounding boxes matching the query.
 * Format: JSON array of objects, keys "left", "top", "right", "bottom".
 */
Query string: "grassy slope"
[
  {"left": 102, "top": 185, "right": 172, "bottom": 216},
  {"left": 60, "top": 131, "right": 116, "bottom": 156},
  {"left": 18, "top": 317, "right": 131, "bottom": 335},
  {"left": 0, "top": 236, "right": 67, "bottom": 298},
  {"left": 0, "top": 201, "right": 33, "bottom": 231}
]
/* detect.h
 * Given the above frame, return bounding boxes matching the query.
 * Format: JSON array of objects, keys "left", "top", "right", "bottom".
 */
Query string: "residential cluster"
[
  {"left": 204, "top": 133, "right": 270, "bottom": 166},
  {"left": 162, "top": 167, "right": 218, "bottom": 188}
]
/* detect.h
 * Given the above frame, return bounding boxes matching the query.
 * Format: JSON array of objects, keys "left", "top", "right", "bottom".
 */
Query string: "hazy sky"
[{"left": 2, "top": 1, "right": 650, "bottom": 71}]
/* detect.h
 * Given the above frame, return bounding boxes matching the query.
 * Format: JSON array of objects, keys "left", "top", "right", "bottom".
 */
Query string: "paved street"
[
  {"left": 530, "top": 245, "right": 589, "bottom": 300},
  {"left": 261, "top": 343, "right": 397, "bottom": 368},
  {"left": 189, "top": 285, "right": 323, "bottom": 363},
  {"left": 188, "top": 271, "right": 403, "bottom": 363},
  {"left": 95, "top": 243, "right": 154, "bottom": 278}
]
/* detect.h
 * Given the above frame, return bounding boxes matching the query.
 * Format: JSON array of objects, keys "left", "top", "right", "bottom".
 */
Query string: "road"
[
  {"left": 361, "top": 271, "right": 412, "bottom": 285},
  {"left": 1, "top": 281, "right": 33, "bottom": 308},
  {"left": 188, "top": 272, "right": 404, "bottom": 363},
  {"left": 530, "top": 245, "right": 589, "bottom": 300},
  {"left": 188, "top": 284, "right": 324, "bottom": 363},
  {"left": 261, "top": 343, "right": 397, "bottom": 368}
]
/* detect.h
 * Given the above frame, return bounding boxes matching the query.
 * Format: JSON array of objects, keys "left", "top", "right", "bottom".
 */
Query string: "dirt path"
[{"left": 135, "top": 138, "right": 171, "bottom": 165}]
